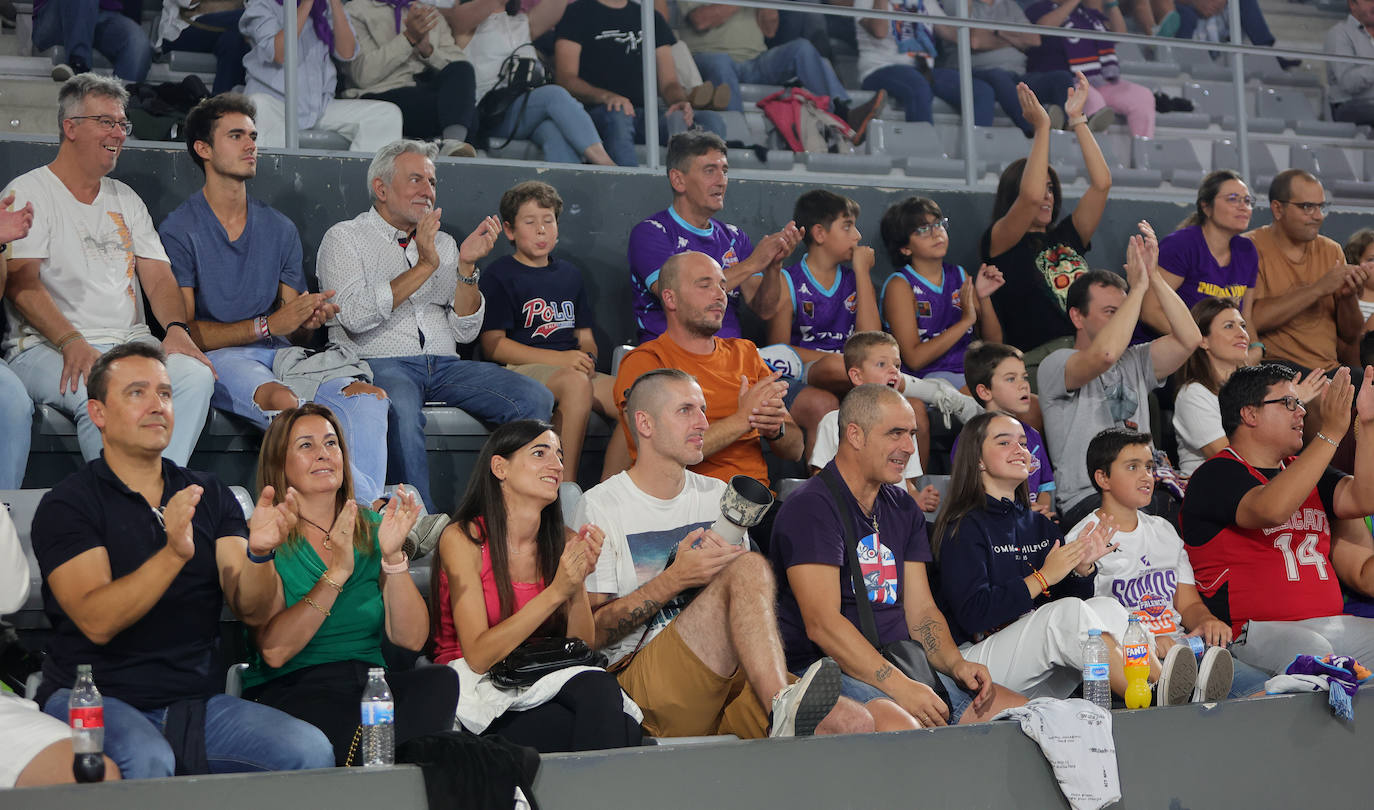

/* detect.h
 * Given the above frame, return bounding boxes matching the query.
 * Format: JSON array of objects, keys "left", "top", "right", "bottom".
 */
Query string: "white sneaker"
[
  {"left": 1156, "top": 643, "right": 1198, "bottom": 706},
  {"left": 1191, "top": 647, "right": 1233, "bottom": 703},
  {"left": 901, "top": 374, "right": 984, "bottom": 427},
  {"left": 769, "top": 657, "right": 840, "bottom": 737}
]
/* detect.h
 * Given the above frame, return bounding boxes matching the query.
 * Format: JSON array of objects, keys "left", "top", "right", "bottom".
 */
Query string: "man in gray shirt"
[
  {"left": 1038, "top": 226, "right": 1200, "bottom": 527},
  {"left": 1326, "top": 0, "right": 1374, "bottom": 125}
]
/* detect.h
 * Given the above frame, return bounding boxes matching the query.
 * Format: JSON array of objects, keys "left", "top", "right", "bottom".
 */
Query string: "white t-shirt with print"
[
  {"left": 852, "top": 0, "right": 947, "bottom": 81},
  {"left": 575, "top": 470, "right": 728, "bottom": 666},
  {"left": 4, "top": 166, "right": 166, "bottom": 355},
  {"left": 1066, "top": 510, "right": 1195, "bottom": 636},
  {"left": 810, "top": 409, "right": 924, "bottom": 479}
]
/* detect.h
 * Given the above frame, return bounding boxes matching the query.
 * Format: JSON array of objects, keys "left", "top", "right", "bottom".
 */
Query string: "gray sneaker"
[
  {"left": 1157, "top": 643, "right": 1198, "bottom": 706},
  {"left": 51, "top": 63, "right": 74, "bottom": 83},
  {"left": 1191, "top": 646, "right": 1233, "bottom": 703},
  {"left": 769, "top": 657, "right": 841, "bottom": 737},
  {"left": 403, "top": 513, "right": 450, "bottom": 561}
]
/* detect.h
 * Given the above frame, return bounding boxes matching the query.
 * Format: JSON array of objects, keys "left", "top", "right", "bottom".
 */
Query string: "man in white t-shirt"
[
  {"left": 3, "top": 74, "right": 214, "bottom": 464},
  {"left": 576, "top": 367, "right": 873, "bottom": 739}
]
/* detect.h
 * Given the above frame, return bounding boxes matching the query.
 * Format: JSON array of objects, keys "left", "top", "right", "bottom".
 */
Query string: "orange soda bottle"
[{"left": 1123, "top": 614, "right": 1152, "bottom": 709}]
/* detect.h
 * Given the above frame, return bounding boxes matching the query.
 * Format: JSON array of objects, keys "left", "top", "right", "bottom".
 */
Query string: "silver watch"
[{"left": 457, "top": 265, "right": 481, "bottom": 286}]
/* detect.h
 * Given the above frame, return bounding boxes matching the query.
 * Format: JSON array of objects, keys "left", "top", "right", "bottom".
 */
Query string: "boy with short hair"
[
  {"left": 963, "top": 341, "right": 1055, "bottom": 517},
  {"left": 1066, "top": 427, "right": 1268, "bottom": 700},
  {"left": 478, "top": 180, "right": 615, "bottom": 480},
  {"left": 810, "top": 331, "right": 941, "bottom": 512}
]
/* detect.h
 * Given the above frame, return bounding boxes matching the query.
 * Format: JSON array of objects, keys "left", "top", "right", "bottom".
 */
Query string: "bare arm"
[
  {"left": 1250, "top": 263, "right": 1353, "bottom": 335},
  {"left": 528, "top": 0, "right": 569, "bottom": 40},
  {"left": 756, "top": 7, "right": 779, "bottom": 37},
  {"left": 860, "top": 0, "right": 891, "bottom": 38},
  {"left": 1332, "top": 373, "right": 1374, "bottom": 518},
  {"left": 554, "top": 39, "right": 614, "bottom": 105},
  {"left": 1029, "top": 0, "right": 1082, "bottom": 28},
  {"left": 884, "top": 277, "right": 977, "bottom": 372},
  {"left": 1336, "top": 290, "right": 1366, "bottom": 345},
  {"left": 440, "top": 0, "right": 504, "bottom": 37},
  {"left": 852, "top": 249, "right": 882, "bottom": 333},
  {"left": 987, "top": 86, "right": 1052, "bottom": 257},
  {"left": 326, "top": 0, "right": 356, "bottom": 60},
  {"left": 272, "top": 0, "right": 316, "bottom": 64},
  {"left": 5, "top": 257, "right": 79, "bottom": 344},
  {"left": 1066, "top": 76, "right": 1112, "bottom": 243},
  {"left": 764, "top": 286, "right": 795, "bottom": 347},
  {"left": 48, "top": 546, "right": 189, "bottom": 645},
  {"left": 479, "top": 329, "right": 595, "bottom": 372},
  {"left": 1330, "top": 517, "right": 1374, "bottom": 598},
  {"left": 1147, "top": 270, "right": 1205, "bottom": 377}
]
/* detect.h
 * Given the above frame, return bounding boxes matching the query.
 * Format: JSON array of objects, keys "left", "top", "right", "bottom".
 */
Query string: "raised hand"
[
  {"left": 163, "top": 485, "right": 204, "bottom": 562},
  {"left": 1124, "top": 234, "right": 1152, "bottom": 294},
  {"left": 574, "top": 523, "right": 605, "bottom": 572},
  {"left": 551, "top": 534, "right": 595, "bottom": 598},
  {"left": 458, "top": 213, "right": 501, "bottom": 266},
  {"left": 974, "top": 263, "right": 1005, "bottom": 298},
  {"left": 1074, "top": 513, "right": 1120, "bottom": 574},
  {"left": 0, "top": 191, "right": 34, "bottom": 243},
  {"left": 247, "top": 484, "right": 299, "bottom": 558},
  {"left": 852, "top": 245, "right": 876, "bottom": 275},
  {"left": 957, "top": 276, "right": 979, "bottom": 326},
  {"left": 1017, "top": 82, "right": 1050, "bottom": 131},
  {"left": 914, "top": 484, "right": 940, "bottom": 513},
  {"left": 1293, "top": 368, "right": 1330, "bottom": 411},
  {"left": 377, "top": 487, "right": 422, "bottom": 560},
  {"left": 1040, "top": 538, "right": 1087, "bottom": 586},
  {"left": 1064, "top": 71, "right": 1091, "bottom": 118},
  {"left": 1318, "top": 366, "right": 1354, "bottom": 441},
  {"left": 1357, "top": 365, "right": 1374, "bottom": 425},
  {"left": 415, "top": 207, "right": 444, "bottom": 268},
  {"left": 1137, "top": 220, "right": 1159, "bottom": 268},
  {"left": 325, "top": 500, "right": 358, "bottom": 582}
]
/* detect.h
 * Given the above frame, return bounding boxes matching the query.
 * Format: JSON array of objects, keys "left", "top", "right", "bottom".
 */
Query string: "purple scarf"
[
  {"left": 375, "top": 0, "right": 414, "bottom": 33},
  {"left": 275, "top": 0, "right": 335, "bottom": 53}
]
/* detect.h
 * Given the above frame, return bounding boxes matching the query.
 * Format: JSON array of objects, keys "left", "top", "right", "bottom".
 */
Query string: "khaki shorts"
[
  {"left": 506, "top": 363, "right": 613, "bottom": 389},
  {"left": 614, "top": 621, "right": 773, "bottom": 739}
]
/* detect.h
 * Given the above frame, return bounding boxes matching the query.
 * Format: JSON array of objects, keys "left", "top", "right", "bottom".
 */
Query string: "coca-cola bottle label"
[{"left": 70, "top": 706, "right": 104, "bottom": 730}]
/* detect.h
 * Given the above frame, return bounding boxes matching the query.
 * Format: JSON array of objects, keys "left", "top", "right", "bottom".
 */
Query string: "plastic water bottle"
[
  {"left": 1123, "top": 615, "right": 1152, "bottom": 709},
  {"left": 1081, "top": 629, "right": 1112, "bottom": 710},
  {"left": 68, "top": 664, "right": 105, "bottom": 783},
  {"left": 360, "top": 667, "right": 394, "bottom": 766}
]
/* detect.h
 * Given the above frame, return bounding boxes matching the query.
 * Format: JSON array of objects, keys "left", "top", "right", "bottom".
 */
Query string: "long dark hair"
[
  {"left": 436, "top": 420, "right": 567, "bottom": 633},
  {"left": 1178, "top": 169, "right": 1246, "bottom": 230},
  {"left": 989, "top": 158, "right": 1062, "bottom": 232},
  {"left": 1176, "top": 296, "right": 1245, "bottom": 395},
  {"left": 932, "top": 413, "right": 1029, "bottom": 561}
]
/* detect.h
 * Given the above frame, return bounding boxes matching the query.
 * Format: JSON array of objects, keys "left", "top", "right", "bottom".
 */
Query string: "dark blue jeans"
[
  {"left": 162, "top": 9, "right": 248, "bottom": 94},
  {"left": 586, "top": 105, "right": 728, "bottom": 166},
  {"left": 364, "top": 61, "right": 477, "bottom": 140},
  {"left": 862, "top": 64, "right": 995, "bottom": 125},
  {"left": 972, "top": 68, "right": 1075, "bottom": 135},
  {"left": 33, "top": 0, "right": 151, "bottom": 81}
]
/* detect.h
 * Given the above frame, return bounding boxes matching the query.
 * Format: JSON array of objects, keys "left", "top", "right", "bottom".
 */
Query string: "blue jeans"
[
  {"left": 206, "top": 343, "right": 390, "bottom": 503},
  {"left": 1174, "top": 0, "right": 1274, "bottom": 45},
  {"left": 693, "top": 39, "right": 849, "bottom": 112},
  {"left": 9, "top": 338, "right": 214, "bottom": 466},
  {"left": 32, "top": 0, "right": 151, "bottom": 82},
  {"left": 973, "top": 68, "right": 1075, "bottom": 135},
  {"left": 0, "top": 360, "right": 33, "bottom": 488},
  {"left": 793, "top": 665, "right": 974, "bottom": 724},
  {"left": 161, "top": 9, "right": 248, "bottom": 95},
  {"left": 489, "top": 84, "right": 604, "bottom": 164},
  {"left": 1229, "top": 657, "right": 1270, "bottom": 699},
  {"left": 368, "top": 355, "right": 554, "bottom": 511},
  {"left": 43, "top": 690, "right": 334, "bottom": 779},
  {"left": 586, "top": 106, "right": 728, "bottom": 167},
  {"left": 862, "top": 64, "right": 994, "bottom": 126}
]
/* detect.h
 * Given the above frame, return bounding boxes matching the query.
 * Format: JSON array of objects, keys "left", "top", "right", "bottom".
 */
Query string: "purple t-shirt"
[
  {"left": 627, "top": 207, "right": 755, "bottom": 344},
  {"left": 770, "top": 463, "right": 931, "bottom": 672},
  {"left": 1157, "top": 225, "right": 1259, "bottom": 310},
  {"left": 950, "top": 419, "right": 1056, "bottom": 496},
  {"left": 782, "top": 255, "right": 859, "bottom": 353},
  {"left": 881, "top": 262, "right": 973, "bottom": 378}
]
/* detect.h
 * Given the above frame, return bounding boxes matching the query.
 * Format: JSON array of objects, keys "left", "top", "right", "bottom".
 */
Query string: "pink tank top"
[{"left": 432, "top": 529, "right": 545, "bottom": 666}]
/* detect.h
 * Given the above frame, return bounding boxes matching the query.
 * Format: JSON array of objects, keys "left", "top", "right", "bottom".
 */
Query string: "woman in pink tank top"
[{"left": 432, "top": 420, "right": 643, "bottom": 751}]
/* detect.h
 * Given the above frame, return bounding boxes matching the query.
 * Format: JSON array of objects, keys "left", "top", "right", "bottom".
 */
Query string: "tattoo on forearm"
[
  {"left": 913, "top": 617, "right": 943, "bottom": 656},
  {"left": 875, "top": 664, "right": 894, "bottom": 683},
  {"left": 601, "top": 598, "right": 662, "bottom": 645}
]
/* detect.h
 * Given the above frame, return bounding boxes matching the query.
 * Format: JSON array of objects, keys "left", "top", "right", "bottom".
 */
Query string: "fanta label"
[
  {"left": 361, "top": 701, "right": 394, "bottom": 726},
  {"left": 70, "top": 706, "right": 103, "bottom": 730},
  {"left": 1084, "top": 663, "right": 1110, "bottom": 680},
  {"left": 1123, "top": 642, "right": 1150, "bottom": 668}
]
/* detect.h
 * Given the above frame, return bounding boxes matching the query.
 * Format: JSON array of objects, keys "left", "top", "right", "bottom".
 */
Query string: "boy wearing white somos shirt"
[{"left": 1067, "top": 427, "right": 1268, "bottom": 699}]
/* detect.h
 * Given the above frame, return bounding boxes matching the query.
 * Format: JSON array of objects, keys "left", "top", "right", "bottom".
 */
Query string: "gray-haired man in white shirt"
[{"left": 317, "top": 140, "right": 554, "bottom": 510}]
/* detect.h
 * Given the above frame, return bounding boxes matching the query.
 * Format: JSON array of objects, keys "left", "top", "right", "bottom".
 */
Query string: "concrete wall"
[{"left": 7, "top": 693, "right": 1369, "bottom": 809}]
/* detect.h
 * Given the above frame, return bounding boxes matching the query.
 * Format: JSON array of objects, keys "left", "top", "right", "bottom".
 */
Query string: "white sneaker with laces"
[
  {"left": 769, "top": 657, "right": 841, "bottom": 737},
  {"left": 1157, "top": 643, "right": 1199, "bottom": 706},
  {"left": 1191, "top": 647, "right": 1233, "bottom": 703}
]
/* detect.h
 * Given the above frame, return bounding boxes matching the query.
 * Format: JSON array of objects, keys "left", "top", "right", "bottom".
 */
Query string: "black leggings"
[
  {"left": 363, "top": 61, "right": 477, "bottom": 139},
  {"left": 483, "top": 671, "right": 643, "bottom": 753},
  {"left": 245, "top": 660, "right": 459, "bottom": 766}
]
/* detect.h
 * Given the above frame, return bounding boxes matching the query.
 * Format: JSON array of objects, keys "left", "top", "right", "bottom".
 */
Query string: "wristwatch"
[
  {"left": 457, "top": 265, "right": 481, "bottom": 286},
  {"left": 767, "top": 422, "right": 786, "bottom": 441}
]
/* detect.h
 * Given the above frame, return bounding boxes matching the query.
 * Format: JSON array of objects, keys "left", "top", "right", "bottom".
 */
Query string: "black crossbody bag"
[{"left": 817, "top": 468, "right": 952, "bottom": 712}]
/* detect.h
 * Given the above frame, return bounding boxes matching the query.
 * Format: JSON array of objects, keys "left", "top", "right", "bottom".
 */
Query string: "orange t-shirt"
[
  {"left": 1247, "top": 225, "right": 1346, "bottom": 371},
  {"left": 614, "top": 333, "right": 773, "bottom": 486}
]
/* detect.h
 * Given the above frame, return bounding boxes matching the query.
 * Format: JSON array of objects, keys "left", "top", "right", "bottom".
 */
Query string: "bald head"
[
  {"left": 624, "top": 368, "right": 709, "bottom": 469},
  {"left": 659, "top": 251, "right": 720, "bottom": 296},
  {"left": 625, "top": 368, "right": 697, "bottom": 441}
]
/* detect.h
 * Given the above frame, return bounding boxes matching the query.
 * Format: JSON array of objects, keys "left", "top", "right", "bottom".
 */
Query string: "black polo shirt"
[{"left": 33, "top": 456, "right": 248, "bottom": 710}]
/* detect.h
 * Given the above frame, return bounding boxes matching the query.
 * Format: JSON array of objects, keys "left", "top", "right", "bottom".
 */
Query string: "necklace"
[{"left": 299, "top": 513, "right": 338, "bottom": 550}]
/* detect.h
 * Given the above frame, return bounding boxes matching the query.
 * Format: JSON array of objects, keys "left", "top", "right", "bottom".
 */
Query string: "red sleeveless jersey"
[{"left": 1187, "top": 449, "right": 1342, "bottom": 635}]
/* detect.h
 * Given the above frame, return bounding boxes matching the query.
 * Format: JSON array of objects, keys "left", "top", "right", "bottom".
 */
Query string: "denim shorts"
[{"left": 792, "top": 665, "right": 974, "bottom": 724}]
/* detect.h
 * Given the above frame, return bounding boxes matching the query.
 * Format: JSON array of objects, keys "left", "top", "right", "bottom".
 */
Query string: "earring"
[{"left": 978, "top": 462, "right": 986, "bottom": 471}]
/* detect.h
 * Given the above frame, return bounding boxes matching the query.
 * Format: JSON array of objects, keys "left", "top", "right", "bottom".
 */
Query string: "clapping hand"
[
  {"left": 974, "top": 263, "right": 1005, "bottom": 298},
  {"left": 378, "top": 487, "right": 422, "bottom": 561},
  {"left": 163, "top": 485, "right": 203, "bottom": 562},
  {"left": 247, "top": 484, "right": 299, "bottom": 559},
  {"left": 1074, "top": 512, "right": 1120, "bottom": 575}
]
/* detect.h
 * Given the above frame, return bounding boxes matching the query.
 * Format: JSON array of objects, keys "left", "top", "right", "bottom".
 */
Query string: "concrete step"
[
  {"left": 0, "top": 103, "right": 56, "bottom": 135},
  {"left": 0, "top": 78, "right": 57, "bottom": 108}
]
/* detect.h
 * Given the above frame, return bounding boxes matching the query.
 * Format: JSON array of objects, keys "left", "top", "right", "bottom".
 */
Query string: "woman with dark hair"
[
  {"left": 241, "top": 403, "right": 458, "bottom": 766},
  {"left": 1343, "top": 228, "right": 1374, "bottom": 335},
  {"left": 1173, "top": 298, "right": 1327, "bottom": 474},
  {"left": 932, "top": 412, "right": 1203, "bottom": 700},
  {"left": 983, "top": 75, "right": 1110, "bottom": 368},
  {"left": 1144, "top": 170, "right": 1260, "bottom": 335},
  {"left": 432, "top": 419, "right": 643, "bottom": 753}
]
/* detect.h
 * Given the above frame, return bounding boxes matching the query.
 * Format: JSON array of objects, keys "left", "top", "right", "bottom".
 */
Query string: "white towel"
[
  {"left": 994, "top": 697, "right": 1122, "bottom": 810},
  {"left": 448, "top": 659, "right": 643, "bottom": 734}
]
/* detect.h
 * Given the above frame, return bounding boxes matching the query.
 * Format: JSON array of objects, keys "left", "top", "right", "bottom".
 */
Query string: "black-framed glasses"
[
  {"left": 913, "top": 217, "right": 949, "bottom": 237},
  {"left": 1277, "top": 200, "right": 1330, "bottom": 215},
  {"left": 1221, "top": 193, "right": 1255, "bottom": 208},
  {"left": 67, "top": 115, "right": 133, "bottom": 135},
  {"left": 1260, "top": 396, "right": 1306, "bottom": 412}
]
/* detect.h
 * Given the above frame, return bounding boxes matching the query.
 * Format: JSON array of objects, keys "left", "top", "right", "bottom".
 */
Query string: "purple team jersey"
[
  {"left": 782, "top": 256, "right": 860, "bottom": 354},
  {"left": 882, "top": 262, "right": 973, "bottom": 377},
  {"left": 1157, "top": 225, "right": 1259, "bottom": 310},
  {"left": 627, "top": 207, "right": 755, "bottom": 344},
  {"left": 951, "top": 419, "right": 1056, "bottom": 495}
]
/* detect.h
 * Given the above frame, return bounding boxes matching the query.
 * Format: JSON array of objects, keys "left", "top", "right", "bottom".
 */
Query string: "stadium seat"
[
  {"left": 559, "top": 482, "right": 583, "bottom": 529},
  {"left": 226, "top": 662, "right": 249, "bottom": 698},
  {"left": 1182, "top": 82, "right": 1285, "bottom": 134},
  {"left": 1097, "top": 139, "right": 1165, "bottom": 188},
  {"left": 1212, "top": 139, "right": 1278, "bottom": 192},
  {"left": 727, "top": 147, "right": 796, "bottom": 171},
  {"left": 1132, "top": 136, "right": 1206, "bottom": 185},
  {"left": 1289, "top": 144, "right": 1358, "bottom": 183},
  {"left": 970, "top": 125, "right": 1034, "bottom": 175},
  {"left": 297, "top": 130, "right": 353, "bottom": 151},
  {"left": 799, "top": 152, "right": 893, "bottom": 175},
  {"left": 1256, "top": 88, "right": 1357, "bottom": 138},
  {"left": 1, "top": 488, "right": 48, "bottom": 624},
  {"left": 774, "top": 478, "right": 807, "bottom": 501}
]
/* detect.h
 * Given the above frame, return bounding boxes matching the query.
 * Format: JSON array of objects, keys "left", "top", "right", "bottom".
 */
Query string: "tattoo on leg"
[
  {"left": 875, "top": 664, "right": 894, "bottom": 682},
  {"left": 912, "top": 617, "right": 943, "bottom": 655},
  {"left": 603, "top": 598, "right": 663, "bottom": 645}
]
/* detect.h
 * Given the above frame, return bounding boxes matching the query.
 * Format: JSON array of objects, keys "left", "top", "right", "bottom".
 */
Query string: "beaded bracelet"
[
  {"left": 1031, "top": 569, "right": 1050, "bottom": 596},
  {"left": 381, "top": 554, "right": 410, "bottom": 575}
]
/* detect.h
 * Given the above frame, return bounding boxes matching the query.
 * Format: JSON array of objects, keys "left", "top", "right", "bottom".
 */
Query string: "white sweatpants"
[
  {"left": 249, "top": 93, "right": 403, "bottom": 153},
  {"left": 961, "top": 596, "right": 1129, "bottom": 699}
]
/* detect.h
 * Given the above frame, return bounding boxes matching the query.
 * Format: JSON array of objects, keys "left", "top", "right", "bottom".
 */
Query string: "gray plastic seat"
[
  {"left": 484, "top": 139, "right": 543, "bottom": 161},
  {"left": 1257, "top": 88, "right": 1357, "bottom": 137},
  {"left": 1211, "top": 139, "right": 1277, "bottom": 192},
  {"left": 1131, "top": 135, "right": 1205, "bottom": 184},
  {"left": 297, "top": 129, "right": 352, "bottom": 151},
  {"left": 726, "top": 147, "right": 795, "bottom": 171},
  {"left": 1182, "top": 82, "right": 1284, "bottom": 134},
  {"left": 866, "top": 119, "right": 942, "bottom": 159},
  {"left": 970, "top": 125, "right": 1032, "bottom": 174},
  {"left": 1289, "top": 145, "right": 1358, "bottom": 183},
  {"left": 1095, "top": 139, "right": 1164, "bottom": 187},
  {"left": 800, "top": 152, "right": 892, "bottom": 176}
]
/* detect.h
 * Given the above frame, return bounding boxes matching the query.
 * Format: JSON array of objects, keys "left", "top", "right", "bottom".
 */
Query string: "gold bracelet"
[
  {"left": 303, "top": 595, "right": 331, "bottom": 617},
  {"left": 321, "top": 573, "right": 343, "bottom": 593}
]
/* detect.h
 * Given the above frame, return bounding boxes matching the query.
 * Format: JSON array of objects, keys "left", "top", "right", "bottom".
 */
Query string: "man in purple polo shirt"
[
  {"left": 627, "top": 131, "right": 802, "bottom": 345},
  {"left": 34, "top": 0, "right": 151, "bottom": 83}
]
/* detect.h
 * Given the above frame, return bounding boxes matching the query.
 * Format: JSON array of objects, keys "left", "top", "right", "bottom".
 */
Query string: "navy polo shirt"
[{"left": 32, "top": 457, "right": 248, "bottom": 710}]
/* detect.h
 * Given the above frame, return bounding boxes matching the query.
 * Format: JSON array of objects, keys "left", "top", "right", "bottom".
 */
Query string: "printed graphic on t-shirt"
[
  {"left": 593, "top": 27, "right": 642, "bottom": 53},
  {"left": 521, "top": 297, "right": 576, "bottom": 339},
  {"left": 858, "top": 531, "right": 899, "bottom": 604},
  {"left": 1195, "top": 280, "right": 1248, "bottom": 299},
  {"left": 83, "top": 212, "right": 136, "bottom": 303},
  {"left": 1036, "top": 244, "right": 1088, "bottom": 312},
  {"left": 626, "top": 521, "right": 713, "bottom": 632}
]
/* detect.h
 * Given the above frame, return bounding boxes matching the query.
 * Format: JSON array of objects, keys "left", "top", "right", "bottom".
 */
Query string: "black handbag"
[
  {"left": 488, "top": 637, "right": 607, "bottom": 689},
  {"left": 476, "top": 45, "right": 551, "bottom": 149},
  {"left": 817, "top": 469, "right": 952, "bottom": 712}
]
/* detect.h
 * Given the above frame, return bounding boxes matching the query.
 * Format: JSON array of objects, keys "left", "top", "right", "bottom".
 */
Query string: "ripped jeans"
[{"left": 207, "top": 342, "right": 389, "bottom": 502}]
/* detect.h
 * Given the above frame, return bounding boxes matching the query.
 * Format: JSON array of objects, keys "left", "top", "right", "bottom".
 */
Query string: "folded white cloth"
[
  {"left": 994, "top": 697, "right": 1122, "bottom": 810},
  {"left": 448, "top": 659, "right": 642, "bottom": 734}
]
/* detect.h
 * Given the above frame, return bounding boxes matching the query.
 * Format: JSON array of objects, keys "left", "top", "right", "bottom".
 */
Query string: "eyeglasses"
[
  {"left": 67, "top": 115, "right": 134, "bottom": 135},
  {"left": 1277, "top": 200, "right": 1330, "bottom": 215},
  {"left": 913, "top": 217, "right": 949, "bottom": 237},
  {"left": 1221, "top": 193, "right": 1255, "bottom": 208},
  {"left": 1260, "top": 396, "right": 1306, "bottom": 412}
]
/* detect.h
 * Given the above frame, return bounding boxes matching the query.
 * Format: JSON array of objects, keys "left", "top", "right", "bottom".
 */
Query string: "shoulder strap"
[{"left": 818, "top": 467, "right": 880, "bottom": 646}]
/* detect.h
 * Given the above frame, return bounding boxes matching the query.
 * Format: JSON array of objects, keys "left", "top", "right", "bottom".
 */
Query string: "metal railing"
[{"left": 276, "top": 0, "right": 1374, "bottom": 190}]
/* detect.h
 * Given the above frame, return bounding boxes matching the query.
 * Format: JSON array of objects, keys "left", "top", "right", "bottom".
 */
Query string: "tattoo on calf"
[
  {"left": 604, "top": 598, "right": 663, "bottom": 644},
  {"left": 875, "top": 664, "right": 894, "bottom": 682}
]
